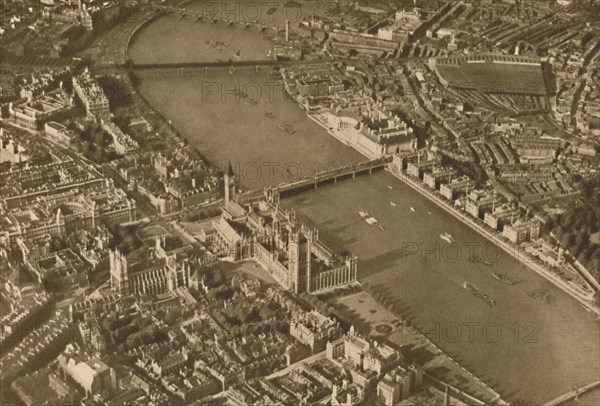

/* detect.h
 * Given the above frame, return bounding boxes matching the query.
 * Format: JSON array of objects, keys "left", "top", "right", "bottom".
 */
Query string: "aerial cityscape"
[{"left": 0, "top": 0, "right": 599, "bottom": 405}]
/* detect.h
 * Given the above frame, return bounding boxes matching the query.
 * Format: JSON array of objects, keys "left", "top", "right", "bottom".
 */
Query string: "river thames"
[
  {"left": 281, "top": 171, "right": 599, "bottom": 404},
  {"left": 136, "top": 67, "right": 365, "bottom": 189},
  {"left": 130, "top": 4, "right": 600, "bottom": 404}
]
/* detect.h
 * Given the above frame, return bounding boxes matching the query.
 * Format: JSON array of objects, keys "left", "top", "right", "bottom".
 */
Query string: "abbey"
[{"left": 109, "top": 236, "right": 191, "bottom": 296}]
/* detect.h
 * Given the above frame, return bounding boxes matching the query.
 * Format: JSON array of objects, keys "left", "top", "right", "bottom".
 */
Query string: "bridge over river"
[
  {"left": 129, "top": 58, "right": 335, "bottom": 70},
  {"left": 158, "top": 5, "right": 281, "bottom": 31},
  {"left": 236, "top": 157, "right": 391, "bottom": 204}
]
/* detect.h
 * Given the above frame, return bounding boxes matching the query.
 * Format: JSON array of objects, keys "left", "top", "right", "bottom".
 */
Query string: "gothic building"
[
  {"left": 110, "top": 236, "right": 191, "bottom": 296},
  {"left": 212, "top": 175, "right": 358, "bottom": 294}
]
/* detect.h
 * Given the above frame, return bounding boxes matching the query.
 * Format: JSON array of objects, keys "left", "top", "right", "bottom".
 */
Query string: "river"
[
  {"left": 281, "top": 171, "right": 600, "bottom": 405},
  {"left": 129, "top": 5, "right": 600, "bottom": 405},
  {"left": 136, "top": 67, "right": 364, "bottom": 189}
]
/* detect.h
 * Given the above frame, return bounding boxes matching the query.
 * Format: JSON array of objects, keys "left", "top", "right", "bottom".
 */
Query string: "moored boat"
[{"left": 440, "top": 232, "right": 454, "bottom": 243}]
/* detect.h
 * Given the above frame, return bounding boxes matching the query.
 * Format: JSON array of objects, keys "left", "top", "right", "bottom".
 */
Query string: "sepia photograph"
[{"left": 0, "top": 0, "right": 599, "bottom": 405}]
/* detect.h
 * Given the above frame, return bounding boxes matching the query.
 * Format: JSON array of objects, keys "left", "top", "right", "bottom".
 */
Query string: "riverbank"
[
  {"left": 306, "top": 112, "right": 380, "bottom": 160},
  {"left": 126, "top": 12, "right": 598, "bottom": 404},
  {"left": 335, "top": 290, "right": 505, "bottom": 404},
  {"left": 127, "top": 10, "right": 274, "bottom": 65},
  {"left": 134, "top": 68, "right": 364, "bottom": 189},
  {"left": 388, "top": 167, "right": 600, "bottom": 316},
  {"left": 306, "top": 98, "right": 598, "bottom": 313}
]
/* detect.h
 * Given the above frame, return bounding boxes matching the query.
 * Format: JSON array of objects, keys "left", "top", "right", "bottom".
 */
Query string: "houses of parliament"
[
  {"left": 212, "top": 164, "right": 358, "bottom": 294},
  {"left": 109, "top": 163, "right": 358, "bottom": 296}
]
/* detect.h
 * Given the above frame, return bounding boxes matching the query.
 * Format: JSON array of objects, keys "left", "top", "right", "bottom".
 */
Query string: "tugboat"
[
  {"left": 463, "top": 282, "right": 496, "bottom": 307},
  {"left": 359, "top": 211, "right": 369, "bottom": 219},
  {"left": 492, "top": 272, "right": 521, "bottom": 286},
  {"left": 440, "top": 232, "right": 454, "bottom": 243},
  {"left": 410, "top": 207, "right": 415, "bottom": 212}
]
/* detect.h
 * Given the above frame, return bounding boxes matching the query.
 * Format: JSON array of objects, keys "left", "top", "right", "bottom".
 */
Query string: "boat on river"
[
  {"left": 463, "top": 282, "right": 496, "bottom": 307},
  {"left": 440, "top": 232, "right": 454, "bottom": 244},
  {"left": 492, "top": 272, "right": 521, "bottom": 286}
]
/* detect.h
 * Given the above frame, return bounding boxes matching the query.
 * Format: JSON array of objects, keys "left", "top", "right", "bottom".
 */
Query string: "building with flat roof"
[
  {"left": 101, "top": 119, "right": 139, "bottom": 156},
  {"left": 45, "top": 121, "right": 76, "bottom": 145},
  {"left": 325, "top": 102, "right": 417, "bottom": 158},
  {"left": 9, "top": 88, "right": 73, "bottom": 130},
  {"left": 57, "top": 344, "right": 117, "bottom": 397},
  {"left": 423, "top": 166, "right": 458, "bottom": 189},
  {"left": 358, "top": 107, "right": 416, "bottom": 156},
  {"left": 502, "top": 218, "right": 540, "bottom": 244},
  {"left": 296, "top": 76, "right": 344, "bottom": 99},
  {"left": 377, "top": 9, "right": 421, "bottom": 43},
  {"left": 465, "top": 189, "right": 497, "bottom": 219},
  {"left": 326, "top": 327, "right": 402, "bottom": 376},
  {"left": 440, "top": 176, "right": 474, "bottom": 200},
  {"left": 290, "top": 310, "right": 342, "bottom": 352},
  {"left": 73, "top": 68, "right": 109, "bottom": 117},
  {"left": 377, "top": 365, "right": 424, "bottom": 405},
  {"left": 484, "top": 204, "right": 519, "bottom": 230},
  {"left": 407, "top": 155, "right": 442, "bottom": 180}
]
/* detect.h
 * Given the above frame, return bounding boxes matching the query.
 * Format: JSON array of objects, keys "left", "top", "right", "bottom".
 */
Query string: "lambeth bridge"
[{"left": 236, "top": 157, "right": 392, "bottom": 204}]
